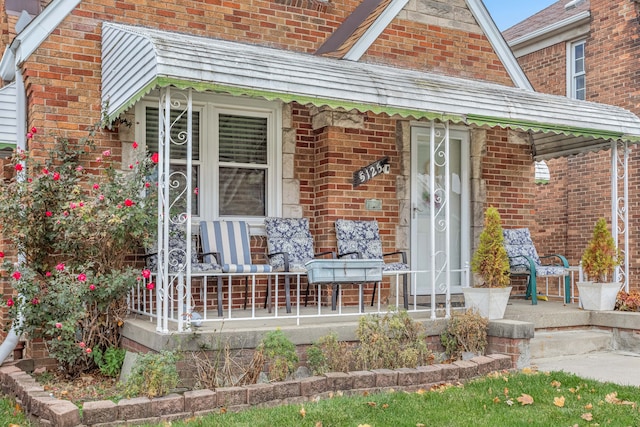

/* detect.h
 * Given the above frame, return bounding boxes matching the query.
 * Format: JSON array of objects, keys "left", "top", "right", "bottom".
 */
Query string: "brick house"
[
  {"left": 0, "top": 0, "right": 639, "bottom": 359},
  {"left": 504, "top": 0, "right": 640, "bottom": 289}
]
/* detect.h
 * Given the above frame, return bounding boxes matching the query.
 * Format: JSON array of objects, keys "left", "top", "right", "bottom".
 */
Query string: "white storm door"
[{"left": 411, "top": 123, "right": 470, "bottom": 295}]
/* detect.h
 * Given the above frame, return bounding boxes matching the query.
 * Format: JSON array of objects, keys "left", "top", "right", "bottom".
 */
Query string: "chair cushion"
[
  {"left": 222, "top": 264, "right": 273, "bottom": 274},
  {"left": 335, "top": 219, "right": 383, "bottom": 260},
  {"left": 502, "top": 228, "right": 542, "bottom": 267},
  {"left": 200, "top": 220, "right": 253, "bottom": 265},
  {"left": 383, "top": 262, "right": 410, "bottom": 272},
  {"left": 265, "top": 217, "right": 315, "bottom": 271}
]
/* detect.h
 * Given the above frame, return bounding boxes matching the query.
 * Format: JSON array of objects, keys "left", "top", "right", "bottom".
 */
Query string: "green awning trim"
[
  {"left": 0, "top": 142, "right": 15, "bottom": 151},
  {"left": 107, "top": 76, "right": 465, "bottom": 125},
  {"left": 467, "top": 113, "right": 626, "bottom": 141}
]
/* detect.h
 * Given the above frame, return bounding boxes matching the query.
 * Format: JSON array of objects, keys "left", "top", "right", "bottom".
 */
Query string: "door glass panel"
[{"left": 412, "top": 125, "right": 468, "bottom": 295}]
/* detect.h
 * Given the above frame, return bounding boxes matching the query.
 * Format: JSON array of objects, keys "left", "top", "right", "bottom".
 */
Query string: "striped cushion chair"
[
  {"left": 200, "top": 221, "right": 272, "bottom": 316},
  {"left": 335, "top": 219, "right": 410, "bottom": 309}
]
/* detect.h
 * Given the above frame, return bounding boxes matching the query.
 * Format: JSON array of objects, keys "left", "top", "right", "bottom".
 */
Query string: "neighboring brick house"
[
  {"left": 0, "top": 0, "right": 639, "bottom": 356},
  {"left": 504, "top": 0, "right": 640, "bottom": 289}
]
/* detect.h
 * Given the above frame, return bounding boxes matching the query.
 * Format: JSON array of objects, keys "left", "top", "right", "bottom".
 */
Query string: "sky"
[{"left": 482, "top": 0, "right": 558, "bottom": 30}]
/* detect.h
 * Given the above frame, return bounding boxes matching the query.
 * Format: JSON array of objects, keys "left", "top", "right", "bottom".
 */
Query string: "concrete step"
[{"left": 530, "top": 329, "right": 613, "bottom": 359}]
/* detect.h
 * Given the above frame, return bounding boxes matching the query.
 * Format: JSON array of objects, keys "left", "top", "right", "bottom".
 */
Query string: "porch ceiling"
[{"left": 101, "top": 22, "right": 640, "bottom": 160}]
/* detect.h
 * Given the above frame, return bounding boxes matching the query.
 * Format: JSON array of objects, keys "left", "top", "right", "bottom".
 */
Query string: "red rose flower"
[{"left": 151, "top": 152, "right": 159, "bottom": 164}]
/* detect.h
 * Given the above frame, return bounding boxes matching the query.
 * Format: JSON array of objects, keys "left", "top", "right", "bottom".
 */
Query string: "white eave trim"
[
  {"left": 508, "top": 11, "right": 590, "bottom": 48},
  {"left": 465, "top": 0, "right": 533, "bottom": 90},
  {"left": 0, "top": 0, "right": 81, "bottom": 81},
  {"left": 343, "top": 0, "right": 410, "bottom": 61},
  {"left": 508, "top": 10, "right": 591, "bottom": 57}
]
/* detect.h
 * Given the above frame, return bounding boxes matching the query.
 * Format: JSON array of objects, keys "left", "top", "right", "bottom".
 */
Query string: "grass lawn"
[
  {"left": 5, "top": 369, "right": 640, "bottom": 426},
  {"left": 164, "top": 370, "right": 640, "bottom": 427},
  {"left": 0, "top": 394, "right": 31, "bottom": 426}
]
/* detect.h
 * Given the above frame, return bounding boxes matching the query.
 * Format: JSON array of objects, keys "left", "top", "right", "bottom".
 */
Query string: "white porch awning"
[{"left": 101, "top": 22, "right": 640, "bottom": 160}]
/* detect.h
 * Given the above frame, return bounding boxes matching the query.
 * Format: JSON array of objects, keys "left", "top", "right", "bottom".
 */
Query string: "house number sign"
[{"left": 353, "top": 157, "right": 390, "bottom": 188}]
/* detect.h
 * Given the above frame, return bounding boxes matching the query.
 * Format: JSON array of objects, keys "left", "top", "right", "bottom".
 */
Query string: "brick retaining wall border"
[{"left": 1, "top": 354, "right": 513, "bottom": 427}]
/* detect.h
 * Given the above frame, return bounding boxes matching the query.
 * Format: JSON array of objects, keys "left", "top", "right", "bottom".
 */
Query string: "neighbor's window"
[
  {"left": 140, "top": 96, "right": 281, "bottom": 223},
  {"left": 535, "top": 161, "right": 550, "bottom": 184},
  {"left": 569, "top": 40, "right": 586, "bottom": 100}
]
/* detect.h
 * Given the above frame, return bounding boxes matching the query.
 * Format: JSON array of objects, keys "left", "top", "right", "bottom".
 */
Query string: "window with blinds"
[
  {"left": 141, "top": 98, "right": 276, "bottom": 220},
  {"left": 218, "top": 114, "right": 268, "bottom": 216}
]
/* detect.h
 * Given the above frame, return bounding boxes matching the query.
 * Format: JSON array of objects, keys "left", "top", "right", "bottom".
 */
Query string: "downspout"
[{"left": 0, "top": 67, "right": 27, "bottom": 365}]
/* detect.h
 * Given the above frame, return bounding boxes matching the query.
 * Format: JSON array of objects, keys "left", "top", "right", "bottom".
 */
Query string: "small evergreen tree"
[
  {"left": 581, "top": 218, "right": 621, "bottom": 283},
  {"left": 470, "top": 207, "right": 510, "bottom": 288}
]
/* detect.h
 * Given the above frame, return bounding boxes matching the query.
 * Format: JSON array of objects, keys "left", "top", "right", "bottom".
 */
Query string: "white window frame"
[
  {"left": 135, "top": 93, "right": 282, "bottom": 231},
  {"left": 567, "top": 39, "right": 586, "bottom": 100}
]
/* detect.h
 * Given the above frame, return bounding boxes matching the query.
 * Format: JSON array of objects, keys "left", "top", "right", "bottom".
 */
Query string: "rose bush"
[{"left": 0, "top": 124, "right": 157, "bottom": 377}]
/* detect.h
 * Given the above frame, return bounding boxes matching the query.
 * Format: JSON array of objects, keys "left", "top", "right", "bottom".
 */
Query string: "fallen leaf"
[
  {"left": 336, "top": 390, "right": 343, "bottom": 397},
  {"left": 416, "top": 424, "right": 425, "bottom": 427},
  {"left": 315, "top": 422, "right": 323, "bottom": 427},
  {"left": 585, "top": 403, "right": 593, "bottom": 409},
  {"left": 382, "top": 403, "right": 389, "bottom": 409},
  {"left": 416, "top": 389, "right": 426, "bottom": 395},
  {"left": 493, "top": 396, "right": 501, "bottom": 404},
  {"left": 362, "top": 391, "right": 369, "bottom": 396},
  {"left": 504, "top": 387, "right": 509, "bottom": 397},
  {"left": 605, "top": 392, "right": 620, "bottom": 404},
  {"left": 569, "top": 387, "right": 576, "bottom": 393},
  {"left": 358, "top": 425, "right": 372, "bottom": 427},
  {"left": 581, "top": 413, "right": 593, "bottom": 421},
  {"left": 9, "top": 424, "right": 21, "bottom": 427},
  {"left": 517, "top": 393, "right": 534, "bottom": 405},
  {"left": 506, "top": 399, "right": 514, "bottom": 406},
  {"left": 554, "top": 396, "right": 565, "bottom": 407},
  {"left": 367, "top": 402, "right": 377, "bottom": 407},
  {"left": 551, "top": 380, "right": 561, "bottom": 388},
  {"left": 299, "top": 406, "right": 306, "bottom": 418},
  {"left": 219, "top": 407, "right": 227, "bottom": 414},
  {"left": 522, "top": 367, "right": 533, "bottom": 374}
]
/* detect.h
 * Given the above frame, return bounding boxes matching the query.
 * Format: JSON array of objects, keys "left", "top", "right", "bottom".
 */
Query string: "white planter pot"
[
  {"left": 577, "top": 281, "right": 621, "bottom": 311},
  {"left": 462, "top": 287, "right": 512, "bottom": 320}
]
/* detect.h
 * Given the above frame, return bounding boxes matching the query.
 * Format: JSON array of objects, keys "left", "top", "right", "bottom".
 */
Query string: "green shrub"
[
  {"left": 355, "top": 310, "right": 433, "bottom": 370},
  {"left": 259, "top": 329, "right": 298, "bottom": 381},
  {"left": 441, "top": 309, "right": 488, "bottom": 361},
  {"left": 124, "top": 351, "right": 179, "bottom": 398},
  {"left": 306, "top": 332, "right": 353, "bottom": 375},
  {"left": 93, "top": 346, "right": 126, "bottom": 378}
]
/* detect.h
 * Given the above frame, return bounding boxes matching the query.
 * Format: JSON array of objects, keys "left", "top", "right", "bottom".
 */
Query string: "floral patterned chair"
[
  {"left": 264, "top": 217, "right": 335, "bottom": 312},
  {"left": 502, "top": 228, "right": 570, "bottom": 305},
  {"left": 145, "top": 221, "right": 221, "bottom": 274},
  {"left": 200, "top": 220, "right": 272, "bottom": 316},
  {"left": 334, "top": 219, "right": 409, "bottom": 309}
]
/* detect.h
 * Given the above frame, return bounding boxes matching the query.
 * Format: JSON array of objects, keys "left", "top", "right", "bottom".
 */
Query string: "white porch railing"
[{"left": 128, "top": 269, "right": 466, "bottom": 332}]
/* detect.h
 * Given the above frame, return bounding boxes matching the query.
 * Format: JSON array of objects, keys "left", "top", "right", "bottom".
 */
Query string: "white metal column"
[
  {"left": 611, "top": 140, "right": 629, "bottom": 291},
  {"left": 156, "top": 87, "right": 194, "bottom": 333}
]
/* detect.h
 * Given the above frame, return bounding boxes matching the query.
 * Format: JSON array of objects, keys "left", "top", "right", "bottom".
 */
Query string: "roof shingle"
[{"left": 502, "top": 0, "right": 590, "bottom": 42}]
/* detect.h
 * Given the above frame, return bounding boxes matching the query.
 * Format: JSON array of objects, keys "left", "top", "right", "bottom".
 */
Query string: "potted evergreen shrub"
[
  {"left": 463, "top": 206, "right": 512, "bottom": 319},
  {"left": 577, "top": 218, "right": 622, "bottom": 311}
]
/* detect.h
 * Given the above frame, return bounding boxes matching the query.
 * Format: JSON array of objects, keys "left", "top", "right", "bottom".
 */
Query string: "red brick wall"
[
  {"left": 483, "top": 129, "right": 536, "bottom": 228},
  {"left": 516, "top": 0, "right": 640, "bottom": 285}
]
